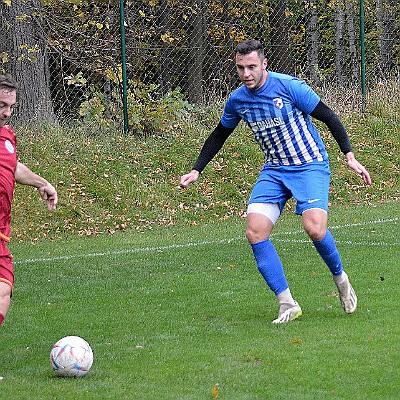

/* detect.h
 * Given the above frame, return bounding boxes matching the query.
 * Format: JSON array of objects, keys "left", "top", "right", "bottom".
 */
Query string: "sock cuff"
[
  {"left": 313, "top": 229, "right": 332, "bottom": 245},
  {"left": 313, "top": 229, "right": 335, "bottom": 255},
  {"left": 251, "top": 237, "right": 270, "bottom": 247},
  {"left": 277, "top": 288, "right": 294, "bottom": 304}
]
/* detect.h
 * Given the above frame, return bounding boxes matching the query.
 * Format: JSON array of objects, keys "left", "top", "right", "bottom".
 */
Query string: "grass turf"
[{"left": 0, "top": 202, "right": 398, "bottom": 399}]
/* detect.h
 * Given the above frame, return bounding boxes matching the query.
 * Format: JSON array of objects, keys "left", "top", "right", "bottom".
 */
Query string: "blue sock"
[
  {"left": 251, "top": 239, "right": 288, "bottom": 295},
  {"left": 313, "top": 229, "right": 343, "bottom": 276}
]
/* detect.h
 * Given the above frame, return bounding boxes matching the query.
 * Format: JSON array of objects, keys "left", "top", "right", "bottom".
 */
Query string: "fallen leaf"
[{"left": 212, "top": 383, "right": 220, "bottom": 398}]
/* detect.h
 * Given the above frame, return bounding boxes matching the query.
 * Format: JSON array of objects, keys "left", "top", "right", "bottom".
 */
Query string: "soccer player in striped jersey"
[
  {"left": 180, "top": 40, "right": 371, "bottom": 323},
  {"left": 0, "top": 74, "right": 58, "bottom": 327}
]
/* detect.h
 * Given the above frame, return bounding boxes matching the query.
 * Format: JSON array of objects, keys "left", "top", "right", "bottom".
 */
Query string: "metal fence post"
[
  {"left": 360, "top": 0, "right": 366, "bottom": 112},
  {"left": 120, "top": 0, "right": 129, "bottom": 135}
]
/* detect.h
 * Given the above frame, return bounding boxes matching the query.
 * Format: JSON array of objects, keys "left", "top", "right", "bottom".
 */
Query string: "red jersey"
[{"left": 0, "top": 125, "right": 17, "bottom": 247}]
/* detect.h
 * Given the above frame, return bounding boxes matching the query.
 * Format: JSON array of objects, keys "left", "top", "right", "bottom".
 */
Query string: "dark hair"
[
  {"left": 235, "top": 40, "right": 265, "bottom": 60},
  {"left": 0, "top": 74, "right": 18, "bottom": 91}
]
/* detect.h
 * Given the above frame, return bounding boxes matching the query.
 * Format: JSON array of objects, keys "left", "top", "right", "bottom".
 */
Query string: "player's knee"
[
  {"left": 305, "top": 224, "right": 326, "bottom": 242},
  {"left": 245, "top": 219, "right": 272, "bottom": 244},
  {"left": 246, "top": 203, "right": 279, "bottom": 243},
  {"left": 245, "top": 225, "right": 258, "bottom": 243},
  {"left": 0, "top": 281, "right": 12, "bottom": 303},
  {"left": 302, "top": 209, "right": 327, "bottom": 242},
  {"left": 0, "top": 292, "right": 11, "bottom": 319}
]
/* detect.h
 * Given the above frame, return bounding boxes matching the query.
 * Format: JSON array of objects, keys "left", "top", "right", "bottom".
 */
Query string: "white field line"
[{"left": 14, "top": 217, "right": 398, "bottom": 265}]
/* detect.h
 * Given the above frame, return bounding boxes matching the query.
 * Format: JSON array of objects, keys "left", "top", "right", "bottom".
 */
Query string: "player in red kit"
[{"left": 0, "top": 74, "right": 58, "bottom": 327}]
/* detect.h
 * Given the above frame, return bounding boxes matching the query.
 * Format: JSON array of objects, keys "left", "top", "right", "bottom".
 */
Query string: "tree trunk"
[
  {"left": 376, "top": 0, "right": 396, "bottom": 79},
  {"left": 268, "top": 0, "right": 294, "bottom": 74},
  {"left": 0, "top": 0, "right": 56, "bottom": 123},
  {"left": 345, "top": 0, "right": 359, "bottom": 86},
  {"left": 222, "top": 0, "right": 236, "bottom": 93},
  {"left": 158, "top": 0, "right": 172, "bottom": 94},
  {"left": 188, "top": 1, "right": 205, "bottom": 104},
  {"left": 334, "top": 1, "right": 346, "bottom": 86},
  {"left": 306, "top": 2, "right": 320, "bottom": 86}
]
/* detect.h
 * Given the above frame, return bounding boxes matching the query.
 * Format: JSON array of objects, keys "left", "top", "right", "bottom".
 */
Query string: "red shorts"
[
  {"left": 0, "top": 194, "right": 13, "bottom": 289},
  {"left": 0, "top": 239, "right": 13, "bottom": 289},
  {"left": 0, "top": 255, "right": 13, "bottom": 289}
]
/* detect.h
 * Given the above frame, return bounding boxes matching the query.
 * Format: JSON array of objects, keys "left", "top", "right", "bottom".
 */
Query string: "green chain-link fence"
[{"left": 0, "top": 0, "right": 399, "bottom": 133}]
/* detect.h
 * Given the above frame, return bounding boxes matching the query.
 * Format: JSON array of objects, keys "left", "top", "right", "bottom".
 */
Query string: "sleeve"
[
  {"left": 310, "top": 101, "right": 353, "bottom": 154},
  {"left": 288, "top": 78, "right": 320, "bottom": 114},
  {"left": 219, "top": 94, "right": 242, "bottom": 129},
  {"left": 192, "top": 122, "right": 235, "bottom": 173}
]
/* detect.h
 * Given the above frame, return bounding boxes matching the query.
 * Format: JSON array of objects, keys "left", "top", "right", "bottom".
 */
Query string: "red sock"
[{"left": 0, "top": 313, "right": 4, "bottom": 326}]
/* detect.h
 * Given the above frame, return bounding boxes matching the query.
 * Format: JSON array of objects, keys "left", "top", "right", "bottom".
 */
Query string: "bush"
[{"left": 79, "top": 81, "right": 193, "bottom": 136}]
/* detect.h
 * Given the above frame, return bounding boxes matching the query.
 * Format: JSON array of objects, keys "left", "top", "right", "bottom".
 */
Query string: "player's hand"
[
  {"left": 179, "top": 170, "right": 200, "bottom": 188},
  {"left": 38, "top": 182, "right": 58, "bottom": 211},
  {"left": 345, "top": 153, "right": 372, "bottom": 186}
]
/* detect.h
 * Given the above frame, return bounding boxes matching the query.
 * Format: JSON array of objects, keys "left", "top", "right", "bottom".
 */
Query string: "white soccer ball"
[{"left": 50, "top": 336, "right": 93, "bottom": 378}]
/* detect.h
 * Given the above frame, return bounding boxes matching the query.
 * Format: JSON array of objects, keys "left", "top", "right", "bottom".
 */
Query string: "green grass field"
[{"left": 1, "top": 201, "right": 398, "bottom": 399}]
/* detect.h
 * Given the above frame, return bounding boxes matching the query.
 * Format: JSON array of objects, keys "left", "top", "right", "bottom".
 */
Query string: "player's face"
[
  {"left": 236, "top": 51, "right": 268, "bottom": 91},
  {"left": 0, "top": 88, "right": 16, "bottom": 128}
]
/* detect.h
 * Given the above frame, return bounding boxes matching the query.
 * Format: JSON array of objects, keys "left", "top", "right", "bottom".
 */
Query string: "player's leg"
[
  {"left": 246, "top": 206, "right": 286, "bottom": 296},
  {"left": 293, "top": 163, "right": 357, "bottom": 314},
  {"left": 0, "top": 256, "right": 14, "bottom": 326},
  {"left": 302, "top": 208, "right": 342, "bottom": 275},
  {"left": 247, "top": 208, "right": 301, "bottom": 322},
  {"left": 0, "top": 213, "right": 12, "bottom": 325},
  {"left": 302, "top": 210, "right": 357, "bottom": 313},
  {"left": 247, "top": 172, "right": 302, "bottom": 323},
  {"left": 0, "top": 281, "right": 11, "bottom": 326}
]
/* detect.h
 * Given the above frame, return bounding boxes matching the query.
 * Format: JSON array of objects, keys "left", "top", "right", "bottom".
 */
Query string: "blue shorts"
[{"left": 248, "top": 162, "right": 331, "bottom": 215}]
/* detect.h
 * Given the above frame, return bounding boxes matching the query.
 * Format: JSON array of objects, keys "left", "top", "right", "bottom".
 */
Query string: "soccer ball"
[{"left": 50, "top": 336, "right": 93, "bottom": 378}]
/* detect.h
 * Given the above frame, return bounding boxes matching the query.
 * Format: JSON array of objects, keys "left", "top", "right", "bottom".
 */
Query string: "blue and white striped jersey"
[{"left": 220, "top": 71, "right": 328, "bottom": 166}]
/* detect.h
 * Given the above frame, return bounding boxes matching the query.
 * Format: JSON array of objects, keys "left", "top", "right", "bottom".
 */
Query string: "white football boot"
[
  {"left": 272, "top": 301, "right": 302, "bottom": 324},
  {"left": 334, "top": 271, "right": 357, "bottom": 314}
]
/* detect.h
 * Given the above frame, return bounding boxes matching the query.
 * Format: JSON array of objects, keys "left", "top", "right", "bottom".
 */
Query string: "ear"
[{"left": 262, "top": 58, "right": 268, "bottom": 69}]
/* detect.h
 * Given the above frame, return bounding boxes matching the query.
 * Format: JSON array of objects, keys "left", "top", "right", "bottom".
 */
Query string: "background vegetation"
[
  {"left": 0, "top": 0, "right": 399, "bottom": 130},
  {"left": 11, "top": 82, "right": 399, "bottom": 242}
]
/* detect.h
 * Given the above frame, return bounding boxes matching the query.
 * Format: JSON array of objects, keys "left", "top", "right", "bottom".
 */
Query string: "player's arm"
[
  {"left": 310, "top": 101, "right": 371, "bottom": 185},
  {"left": 310, "top": 100, "right": 353, "bottom": 154},
  {"left": 180, "top": 122, "right": 234, "bottom": 188},
  {"left": 15, "top": 161, "right": 58, "bottom": 210}
]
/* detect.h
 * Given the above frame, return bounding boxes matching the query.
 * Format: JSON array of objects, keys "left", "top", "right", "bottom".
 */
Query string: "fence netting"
[{"left": 0, "top": 0, "right": 399, "bottom": 132}]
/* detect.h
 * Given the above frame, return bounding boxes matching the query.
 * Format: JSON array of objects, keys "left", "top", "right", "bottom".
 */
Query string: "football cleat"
[
  {"left": 335, "top": 271, "right": 357, "bottom": 314},
  {"left": 272, "top": 301, "right": 302, "bottom": 324}
]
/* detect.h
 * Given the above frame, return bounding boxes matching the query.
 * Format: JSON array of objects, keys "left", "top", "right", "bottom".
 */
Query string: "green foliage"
[
  {"left": 78, "top": 88, "right": 108, "bottom": 126},
  {"left": 79, "top": 82, "right": 193, "bottom": 136},
  {"left": 125, "top": 82, "right": 194, "bottom": 136},
  {"left": 11, "top": 82, "right": 399, "bottom": 242}
]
